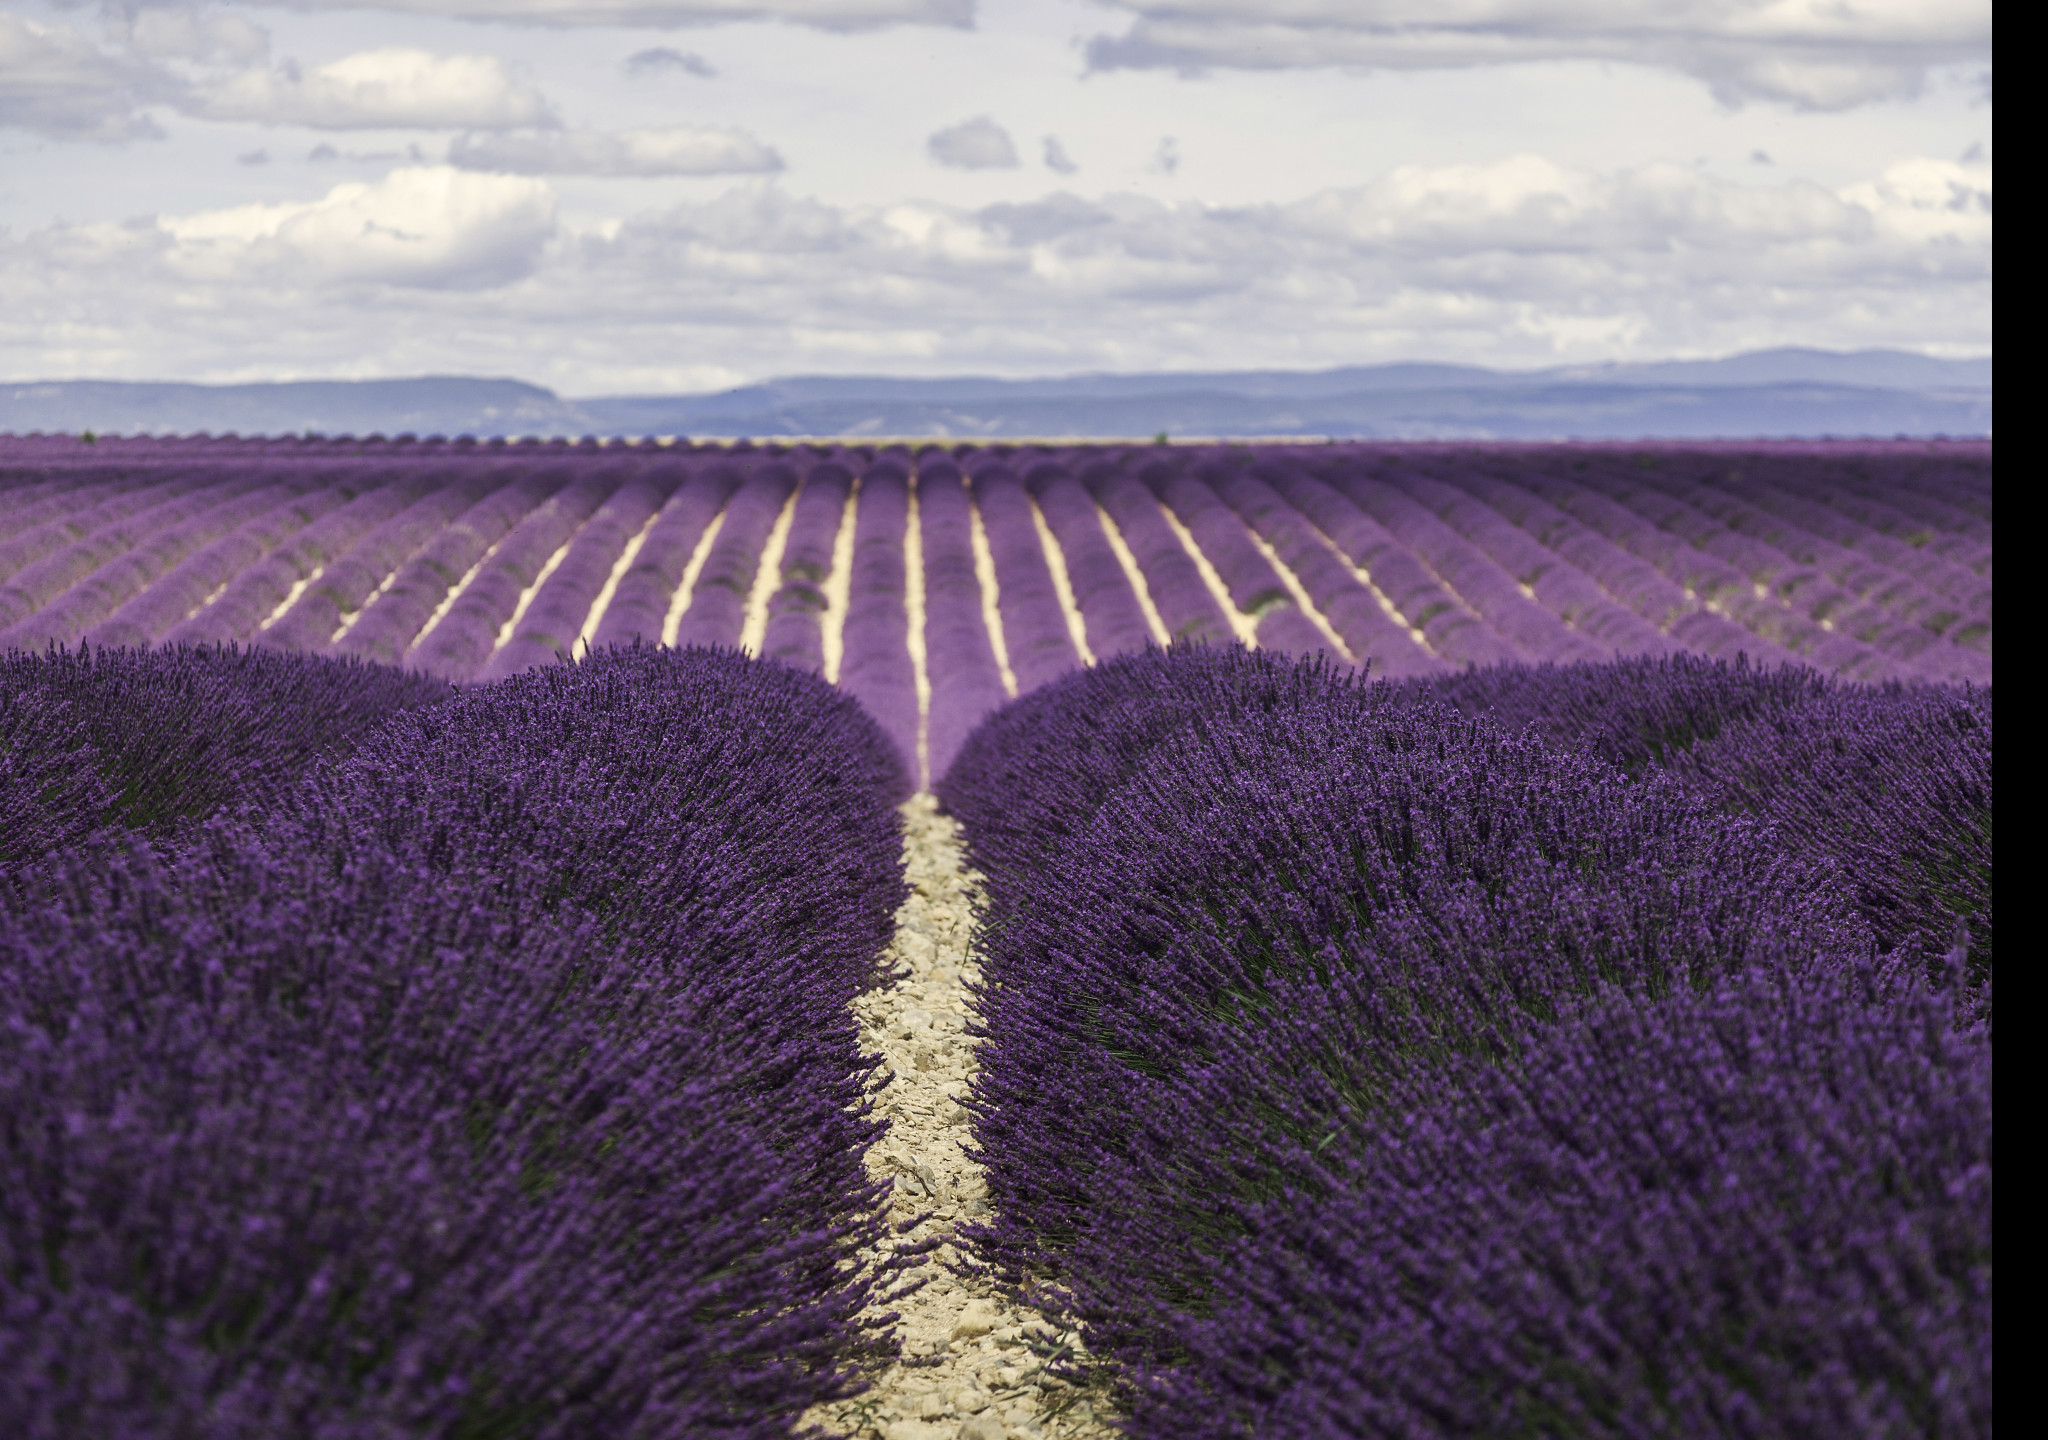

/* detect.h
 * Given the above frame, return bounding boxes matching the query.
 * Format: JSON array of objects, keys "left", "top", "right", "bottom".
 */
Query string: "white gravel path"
[{"left": 805, "top": 794, "right": 1120, "bottom": 1440}]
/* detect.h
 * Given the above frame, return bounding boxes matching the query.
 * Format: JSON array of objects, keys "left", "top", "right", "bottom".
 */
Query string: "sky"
[{"left": 0, "top": 0, "right": 1993, "bottom": 395}]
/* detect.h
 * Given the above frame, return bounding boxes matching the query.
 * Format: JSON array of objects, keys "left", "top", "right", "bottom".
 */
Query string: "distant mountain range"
[{"left": 2, "top": 349, "right": 1991, "bottom": 441}]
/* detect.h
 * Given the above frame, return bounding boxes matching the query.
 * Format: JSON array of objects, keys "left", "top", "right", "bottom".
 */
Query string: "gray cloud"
[
  {"left": 1042, "top": 136, "right": 1076, "bottom": 174},
  {"left": 0, "top": 13, "right": 169, "bottom": 141},
  {"left": 109, "top": 6, "right": 270, "bottom": 64},
  {"left": 449, "top": 126, "right": 781, "bottom": 175},
  {"left": 1085, "top": 0, "right": 1992, "bottom": 111},
  {"left": 0, "top": 154, "right": 1989, "bottom": 392},
  {"left": 625, "top": 47, "right": 717, "bottom": 77},
  {"left": 928, "top": 115, "right": 1018, "bottom": 169},
  {"left": 223, "top": 0, "right": 970, "bottom": 30}
]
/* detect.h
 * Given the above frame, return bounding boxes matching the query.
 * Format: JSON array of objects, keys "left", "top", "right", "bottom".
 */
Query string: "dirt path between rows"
[{"left": 804, "top": 794, "right": 1120, "bottom": 1440}]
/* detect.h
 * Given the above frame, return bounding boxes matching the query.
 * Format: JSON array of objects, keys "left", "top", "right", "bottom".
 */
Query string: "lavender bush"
[
  {"left": 0, "top": 645, "right": 912, "bottom": 1437},
  {"left": 1217, "top": 463, "right": 1446, "bottom": 678},
  {"left": 0, "top": 643, "right": 449, "bottom": 862},
  {"left": 951, "top": 650, "right": 1859, "bottom": 1376},
  {"left": 0, "top": 472, "right": 269, "bottom": 634},
  {"left": 1380, "top": 466, "right": 1676, "bottom": 656},
  {"left": 1679, "top": 678, "right": 1993, "bottom": 981},
  {"left": 1150, "top": 462, "right": 1341, "bottom": 660},
  {"left": 0, "top": 470, "right": 219, "bottom": 587},
  {"left": 1427, "top": 654, "right": 1992, "bottom": 980},
  {"left": 1425, "top": 651, "right": 1833, "bottom": 779},
  {"left": 1264, "top": 467, "right": 1511, "bottom": 667},
  {"left": 1137, "top": 960, "right": 1991, "bottom": 1439},
  {"left": 587, "top": 462, "right": 740, "bottom": 650}
]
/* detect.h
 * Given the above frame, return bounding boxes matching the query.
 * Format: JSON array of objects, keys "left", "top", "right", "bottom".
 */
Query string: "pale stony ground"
[{"left": 805, "top": 794, "right": 1121, "bottom": 1440}]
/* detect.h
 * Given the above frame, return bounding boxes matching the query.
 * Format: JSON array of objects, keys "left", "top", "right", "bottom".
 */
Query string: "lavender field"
[
  {"left": 0, "top": 434, "right": 1996, "bottom": 782},
  {"left": 0, "top": 434, "right": 1992, "bottom": 1439}
]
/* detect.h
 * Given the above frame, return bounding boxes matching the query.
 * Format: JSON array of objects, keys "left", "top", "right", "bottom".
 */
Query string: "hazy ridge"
[{"left": 3, "top": 349, "right": 1990, "bottom": 441}]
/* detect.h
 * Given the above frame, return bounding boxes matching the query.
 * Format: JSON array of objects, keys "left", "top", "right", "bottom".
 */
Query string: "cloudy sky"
[{"left": 0, "top": 0, "right": 1992, "bottom": 395}]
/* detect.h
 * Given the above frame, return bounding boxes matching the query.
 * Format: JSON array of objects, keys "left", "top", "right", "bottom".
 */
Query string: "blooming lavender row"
[
  {"left": 1, "top": 645, "right": 913, "bottom": 1435},
  {"left": 1020, "top": 462, "right": 1154, "bottom": 660},
  {"left": 327, "top": 467, "right": 563, "bottom": 666},
  {"left": 1433, "top": 465, "right": 1799, "bottom": 667},
  {"left": 405, "top": 469, "right": 624, "bottom": 681},
  {"left": 1723, "top": 460, "right": 1992, "bottom": 618},
  {"left": 3, "top": 439, "right": 1990, "bottom": 695},
  {"left": 1148, "top": 460, "right": 1343, "bottom": 661},
  {"left": 1205, "top": 463, "right": 1446, "bottom": 679},
  {"left": 1637, "top": 466, "right": 1975, "bottom": 658},
  {"left": 1260, "top": 465, "right": 1514, "bottom": 666},
  {"left": 0, "top": 469, "right": 274, "bottom": 633},
  {"left": 1568, "top": 468, "right": 1903, "bottom": 678},
  {"left": 0, "top": 474, "right": 324, "bottom": 652},
  {"left": 968, "top": 461, "right": 1082, "bottom": 691},
  {"left": 1819, "top": 465, "right": 1992, "bottom": 570},
  {"left": 760, "top": 461, "right": 855, "bottom": 672},
  {"left": 85, "top": 480, "right": 358, "bottom": 650},
  {"left": 918, "top": 456, "right": 1011, "bottom": 782},
  {"left": 836, "top": 457, "right": 920, "bottom": 784},
  {"left": 479, "top": 468, "right": 678, "bottom": 680},
  {"left": 0, "top": 467, "right": 221, "bottom": 585},
  {"left": 1370, "top": 463, "right": 1678, "bottom": 657},
  {"left": 671, "top": 462, "right": 799, "bottom": 650},
  {"left": 0, "top": 470, "right": 151, "bottom": 545},
  {"left": 939, "top": 647, "right": 1989, "bottom": 1434},
  {"left": 1657, "top": 454, "right": 1990, "bottom": 619},
  {"left": 1081, "top": 462, "right": 1236, "bottom": 645},
  {"left": 256, "top": 465, "right": 503, "bottom": 654},
  {"left": 590, "top": 462, "right": 744, "bottom": 650},
  {"left": 1507, "top": 466, "right": 1874, "bottom": 673},
  {"left": 164, "top": 471, "right": 431, "bottom": 647}
]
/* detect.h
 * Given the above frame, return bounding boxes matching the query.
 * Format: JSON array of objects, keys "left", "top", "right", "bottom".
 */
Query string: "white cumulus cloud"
[
  {"left": 159, "top": 165, "right": 557, "bottom": 286},
  {"left": 1086, "top": 0, "right": 1993, "bottom": 110},
  {"left": 449, "top": 126, "right": 782, "bottom": 175},
  {"left": 0, "top": 155, "right": 1988, "bottom": 390},
  {"left": 193, "top": 47, "right": 556, "bottom": 130}
]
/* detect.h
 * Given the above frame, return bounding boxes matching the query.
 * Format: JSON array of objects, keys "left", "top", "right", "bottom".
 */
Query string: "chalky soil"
[{"left": 806, "top": 795, "right": 1118, "bottom": 1440}]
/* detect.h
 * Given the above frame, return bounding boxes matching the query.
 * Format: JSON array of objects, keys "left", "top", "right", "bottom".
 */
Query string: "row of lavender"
[
  {"left": 0, "top": 643, "right": 914, "bottom": 1437},
  {"left": 1, "top": 438, "right": 1994, "bottom": 783},
  {"left": 940, "top": 648, "right": 1991, "bottom": 1438}
]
